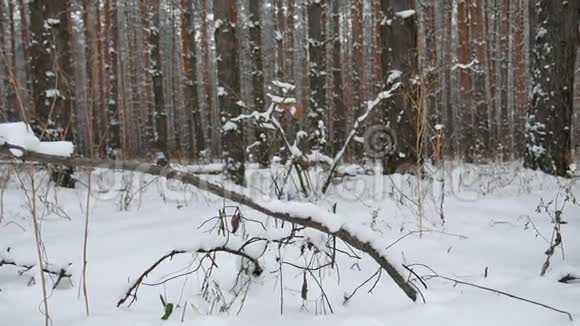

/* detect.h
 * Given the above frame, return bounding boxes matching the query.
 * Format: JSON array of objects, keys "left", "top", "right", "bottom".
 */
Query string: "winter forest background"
[{"left": 0, "top": 0, "right": 578, "bottom": 179}]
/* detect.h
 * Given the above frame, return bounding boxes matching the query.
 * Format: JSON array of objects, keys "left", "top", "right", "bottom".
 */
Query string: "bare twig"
[
  {"left": 343, "top": 268, "right": 382, "bottom": 304},
  {"left": 406, "top": 264, "right": 574, "bottom": 322},
  {"left": 28, "top": 174, "right": 50, "bottom": 326},
  {"left": 117, "top": 246, "right": 263, "bottom": 307},
  {"left": 81, "top": 171, "right": 91, "bottom": 316}
]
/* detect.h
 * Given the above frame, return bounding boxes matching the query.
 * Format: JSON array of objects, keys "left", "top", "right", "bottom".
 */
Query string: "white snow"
[
  {"left": 274, "top": 30, "right": 283, "bottom": 41},
  {"left": 45, "top": 89, "right": 62, "bottom": 98},
  {"left": 0, "top": 122, "right": 74, "bottom": 157},
  {"left": 0, "top": 163, "right": 579, "bottom": 326},
  {"left": 181, "top": 163, "right": 225, "bottom": 174},
  {"left": 395, "top": 10, "right": 416, "bottom": 19},
  {"left": 36, "top": 141, "right": 75, "bottom": 157},
  {"left": 289, "top": 144, "right": 303, "bottom": 157},
  {"left": 223, "top": 121, "right": 238, "bottom": 131},
  {"left": 272, "top": 80, "right": 296, "bottom": 92},
  {"left": 451, "top": 59, "right": 479, "bottom": 72},
  {"left": 268, "top": 94, "right": 297, "bottom": 105},
  {"left": 46, "top": 18, "right": 61, "bottom": 25},
  {"left": 305, "top": 150, "right": 333, "bottom": 166},
  {"left": 387, "top": 70, "right": 402, "bottom": 85},
  {"left": 217, "top": 87, "right": 227, "bottom": 97},
  {"left": 336, "top": 164, "right": 366, "bottom": 176}
]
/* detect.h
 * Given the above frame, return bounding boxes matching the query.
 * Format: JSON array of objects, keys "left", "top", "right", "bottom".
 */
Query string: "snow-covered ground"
[{"left": 1, "top": 163, "right": 579, "bottom": 326}]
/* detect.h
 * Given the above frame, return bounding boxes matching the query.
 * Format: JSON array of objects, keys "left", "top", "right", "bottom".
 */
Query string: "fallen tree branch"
[
  {"left": 558, "top": 273, "right": 579, "bottom": 284},
  {"left": 406, "top": 264, "right": 574, "bottom": 322},
  {"left": 0, "top": 248, "right": 72, "bottom": 289},
  {"left": 116, "top": 250, "right": 186, "bottom": 307},
  {"left": 0, "top": 142, "right": 417, "bottom": 302},
  {"left": 116, "top": 245, "right": 263, "bottom": 307}
]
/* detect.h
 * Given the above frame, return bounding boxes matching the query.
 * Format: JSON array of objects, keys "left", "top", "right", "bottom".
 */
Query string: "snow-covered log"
[
  {"left": 0, "top": 140, "right": 418, "bottom": 302},
  {"left": 0, "top": 248, "right": 72, "bottom": 289}
]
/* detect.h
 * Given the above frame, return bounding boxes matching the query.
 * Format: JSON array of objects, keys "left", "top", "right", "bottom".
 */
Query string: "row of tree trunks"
[{"left": 5, "top": 0, "right": 578, "bottom": 180}]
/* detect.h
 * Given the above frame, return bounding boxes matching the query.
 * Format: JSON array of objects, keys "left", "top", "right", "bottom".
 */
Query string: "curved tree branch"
[
  {"left": 116, "top": 246, "right": 263, "bottom": 307},
  {"left": 0, "top": 143, "right": 417, "bottom": 302}
]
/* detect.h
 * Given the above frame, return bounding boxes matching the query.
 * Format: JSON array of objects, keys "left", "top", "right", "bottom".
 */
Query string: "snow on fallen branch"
[
  {"left": 0, "top": 122, "right": 73, "bottom": 157},
  {"left": 116, "top": 234, "right": 263, "bottom": 307},
  {"left": 0, "top": 139, "right": 418, "bottom": 302},
  {"left": 0, "top": 247, "right": 73, "bottom": 288}
]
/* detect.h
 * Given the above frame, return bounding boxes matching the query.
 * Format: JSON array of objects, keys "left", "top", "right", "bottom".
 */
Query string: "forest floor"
[{"left": 0, "top": 163, "right": 579, "bottom": 326}]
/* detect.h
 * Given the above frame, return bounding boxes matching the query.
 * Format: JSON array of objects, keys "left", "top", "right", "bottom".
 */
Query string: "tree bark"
[
  {"left": 308, "top": 0, "right": 327, "bottom": 153},
  {"left": 457, "top": 0, "right": 474, "bottom": 162},
  {"left": 215, "top": 0, "right": 245, "bottom": 185},
  {"left": 379, "top": 0, "right": 419, "bottom": 174},
  {"left": 29, "top": 0, "right": 74, "bottom": 141},
  {"left": 144, "top": 0, "right": 166, "bottom": 154},
  {"left": 249, "top": 0, "right": 271, "bottom": 167},
  {"left": 470, "top": 0, "right": 490, "bottom": 160},
  {"left": 524, "top": 0, "right": 578, "bottom": 176},
  {"left": 0, "top": 0, "right": 6, "bottom": 122},
  {"left": 181, "top": 0, "right": 202, "bottom": 160},
  {"left": 105, "top": 0, "right": 121, "bottom": 158}
]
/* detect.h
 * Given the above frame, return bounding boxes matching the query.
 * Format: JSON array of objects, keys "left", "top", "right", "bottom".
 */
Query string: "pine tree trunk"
[
  {"left": 18, "top": 0, "right": 32, "bottom": 111},
  {"left": 215, "top": 0, "right": 245, "bottom": 185},
  {"left": 308, "top": 0, "right": 327, "bottom": 152},
  {"left": 249, "top": 0, "right": 270, "bottom": 167},
  {"left": 330, "top": 0, "right": 346, "bottom": 157},
  {"left": 512, "top": 0, "right": 530, "bottom": 158},
  {"left": 470, "top": 0, "right": 490, "bottom": 160},
  {"left": 498, "top": 0, "right": 511, "bottom": 160},
  {"left": 458, "top": 0, "right": 474, "bottom": 162},
  {"left": 379, "top": 0, "right": 419, "bottom": 174},
  {"left": 144, "top": 0, "right": 166, "bottom": 155},
  {"left": 6, "top": 0, "right": 17, "bottom": 121},
  {"left": 29, "top": 0, "right": 74, "bottom": 141},
  {"left": 105, "top": 0, "right": 121, "bottom": 158},
  {"left": 181, "top": 0, "right": 201, "bottom": 160},
  {"left": 0, "top": 0, "right": 6, "bottom": 122},
  {"left": 524, "top": 1, "right": 578, "bottom": 176},
  {"left": 29, "top": 0, "right": 76, "bottom": 187}
]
